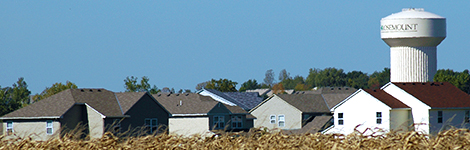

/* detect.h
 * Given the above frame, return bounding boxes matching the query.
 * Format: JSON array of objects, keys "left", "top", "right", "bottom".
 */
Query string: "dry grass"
[{"left": 1, "top": 127, "right": 470, "bottom": 149}]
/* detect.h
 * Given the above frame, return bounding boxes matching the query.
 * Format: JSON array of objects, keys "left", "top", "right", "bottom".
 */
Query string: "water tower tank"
[{"left": 381, "top": 8, "right": 446, "bottom": 82}]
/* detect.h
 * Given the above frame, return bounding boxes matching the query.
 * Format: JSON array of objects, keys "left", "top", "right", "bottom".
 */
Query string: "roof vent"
[
  {"left": 441, "top": 82, "right": 444, "bottom": 85},
  {"left": 176, "top": 94, "right": 180, "bottom": 96},
  {"left": 185, "top": 93, "right": 189, "bottom": 96},
  {"left": 412, "top": 83, "right": 415, "bottom": 85},
  {"left": 331, "top": 88, "right": 334, "bottom": 90},
  {"left": 338, "top": 88, "right": 341, "bottom": 90},
  {"left": 89, "top": 89, "right": 93, "bottom": 92},
  {"left": 402, "top": 83, "right": 406, "bottom": 85},
  {"left": 167, "top": 94, "right": 171, "bottom": 97},
  {"left": 422, "top": 83, "right": 425, "bottom": 85},
  {"left": 180, "top": 100, "right": 182, "bottom": 106},
  {"left": 373, "top": 90, "right": 377, "bottom": 92},
  {"left": 80, "top": 89, "right": 84, "bottom": 92},
  {"left": 97, "top": 89, "right": 102, "bottom": 92},
  {"left": 157, "top": 94, "right": 161, "bottom": 97},
  {"left": 345, "top": 88, "right": 349, "bottom": 90}
]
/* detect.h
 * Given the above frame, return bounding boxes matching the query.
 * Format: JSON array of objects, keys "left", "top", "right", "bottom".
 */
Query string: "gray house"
[
  {"left": 0, "top": 89, "right": 169, "bottom": 140},
  {"left": 152, "top": 93, "right": 254, "bottom": 136}
]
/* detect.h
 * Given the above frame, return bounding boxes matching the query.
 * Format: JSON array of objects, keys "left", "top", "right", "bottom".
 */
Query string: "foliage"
[
  {"left": 33, "top": 81, "right": 78, "bottom": 102},
  {"left": 272, "top": 83, "right": 285, "bottom": 94},
  {"left": 195, "top": 81, "right": 210, "bottom": 91},
  {"left": 368, "top": 68, "right": 390, "bottom": 89},
  {"left": 263, "top": 69, "right": 275, "bottom": 87},
  {"left": 306, "top": 67, "right": 347, "bottom": 88},
  {"left": 434, "top": 69, "right": 470, "bottom": 94},
  {"left": 0, "top": 78, "right": 31, "bottom": 116},
  {"left": 205, "top": 78, "right": 238, "bottom": 92},
  {"left": 346, "top": 71, "right": 370, "bottom": 89},
  {"left": 124, "top": 76, "right": 160, "bottom": 94},
  {"left": 3, "top": 128, "right": 470, "bottom": 149},
  {"left": 239, "top": 79, "right": 260, "bottom": 92}
]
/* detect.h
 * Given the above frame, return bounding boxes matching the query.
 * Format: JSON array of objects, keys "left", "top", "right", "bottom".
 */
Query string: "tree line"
[{"left": 1, "top": 68, "right": 469, "bottom": 116}]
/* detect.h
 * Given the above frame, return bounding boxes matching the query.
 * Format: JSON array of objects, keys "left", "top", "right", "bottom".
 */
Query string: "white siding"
[
  {"left": 327, "top": 90, "right": 392, "bottom": 135},
  {"left": 390, "top": 109, "right": 412, "bottom": 132},
  {"left": 169, "top": 117, "right": 210, "bottom": 136},
  {"left": 382, "top": 83, "right": 431, "bottom": 134},
  {"left": 198, "top": 90, "right": 237, "bottom": 106},
  {"left": 3, "top": 120, "right": 60, "bottom": 141},
  {"left": 86, "top": 104, "right": 104, "bottom": 139},
  {"left": 250, "top": 95, "right": 302, "bottom": 130}
]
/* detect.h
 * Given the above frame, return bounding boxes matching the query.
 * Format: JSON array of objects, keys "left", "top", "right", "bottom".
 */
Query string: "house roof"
[
  {"left": 364, "top": 89, "right": 410, "bottom": 108},
  {"left": 293, "top": 87, "right": 357, "bottom": 110},
  {"left": 282, "top": 116, "right": 333, "bottom": 134},
  {"left": 200, "top": 89, "right": 263, "bottom": 110},
  {"left": 115, "top": 92, "right": 147, "bottom": 114},
  {"left": 276, "top": 94, "right": 330, "bottom": 113},
  {"left": 245, "top": 89, "right": 271, "bottom": 96},
  {"left": 392, "top": 82, "right": 470, "bottom": 108},
  {"left": 152, "top": 93, "right": 219, "bottom": 115},
  {"left": 2, "top": 89, "right": 125, "bottom": 119}
]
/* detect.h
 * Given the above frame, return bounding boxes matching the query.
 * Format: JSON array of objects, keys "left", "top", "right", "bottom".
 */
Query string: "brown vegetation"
[{"left": 1, "top": 127, "right": 470, "bottom": 149}]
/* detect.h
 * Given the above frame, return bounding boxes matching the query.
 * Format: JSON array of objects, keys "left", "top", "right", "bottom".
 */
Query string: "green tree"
[
  {"left": 434, "top": 69, "right": 470, "bottom": 94},
  {"left": 33, "top": 81, "right": 77, "bottom": 102},
  {"left": 306, "top": 68, "right": 347, "bottom": 87},
  {"left": 124, "top": 76, "right": 160, "bottom": 94},
  {"left": 346, "top": 71, "right": 370, "bottom": 89},
  {"left": 195, "top": 81, "right": 210, "bottom": 91},
  {"left": 0, "top": 78, "right": 32, "bottom": 116},
  {"left": 239, "top": 79, "right": 260, "bottom": 92},
  {"left": 368, "top": 68, "right": 390, "bottom": 89},
  {"left": 205, "top": 78, "right": 238, "bottom": 92}
]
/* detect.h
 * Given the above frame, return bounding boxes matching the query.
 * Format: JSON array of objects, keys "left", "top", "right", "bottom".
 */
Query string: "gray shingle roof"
[
  {"left": 2, "top": 89, "right": 125, "bottom": 118},
  {"left": 115, "top": 92, "right": 147, "bottom": 114},
  {"left": 282, "top": 116, "right": 333, "bottom": 134},
  {"left": 201, "top": 89, "right": 263, "bottom": 110},
  {"left": 276, "top": 94, "right": 330, "bottom": 113},
  {"left": 152, "top": 93, "right": 219, "bottom": 115},
  {"left": 293, "top": 87, "right": 357, "bottom": 109}
]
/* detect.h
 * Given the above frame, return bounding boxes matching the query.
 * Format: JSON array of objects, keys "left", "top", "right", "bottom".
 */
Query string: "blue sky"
[{"left": 1, "top": 1, "right": 469, "bottom": 94}]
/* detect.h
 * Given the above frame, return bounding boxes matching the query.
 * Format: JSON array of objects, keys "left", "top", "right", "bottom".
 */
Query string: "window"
[
  {"left": 231, "top": 116, "right": 243, "bottom": 128},
  {"left": 145, "top": 118, "right": 158, "bottom": 133},
  {"left": 270, "top": 115, "right": 276, "bottom": 124},
  {"left": 338, "top": 113, "right": 344, "bottom": 125},
  {"left": 46, "top": 120, "right": 53, "bottom": 135},
  {"left": 437, "top": 111, "right": 443, "bottom": 123},
  {"left": 278, "top": 115, "right": 285, "bottom": 127},
  {"left": 6, "top": 121, "right": 13, "bottom": 135},
  {"left": 465, "top": 111, "right": 469, "bottom": 123},
  {"left": 376, "top": 112, "right": 382, "bottom": 124},
  {"left": 214, "top": 116, "right": 225, "bottom": 129}
]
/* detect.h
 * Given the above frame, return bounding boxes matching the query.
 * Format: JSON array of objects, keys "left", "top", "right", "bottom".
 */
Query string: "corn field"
[{"left": 1, "top": 127, "right": 470, "bottom": 149}]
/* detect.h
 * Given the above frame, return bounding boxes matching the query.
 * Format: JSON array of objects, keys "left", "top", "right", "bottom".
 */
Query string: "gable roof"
[
  {"left": 199, "top": 89, "right": 263, "bottom": 110},
  {"left": 364, "top": 89, "right": 410, "bottom": 108},
  {"left": 293, "top": 87, "right": 357, "bottom": 109},
  {"left": 152, "top": 93, "right": 219, "bottom": 115},
  {"left": 282, "top": 116, "right": 333, "bottom": 134},
  {"left": 1, "top": 89, "right": 124, "bottom": 119},
  {"left": 276, "top": 94, "right": 330, "bottom": 113},
  {"left": 115, "top": 92, "right": 147, "bottom": 114},
  {"left": 392, "top": 82, "right": 470, "bottom": 108}
]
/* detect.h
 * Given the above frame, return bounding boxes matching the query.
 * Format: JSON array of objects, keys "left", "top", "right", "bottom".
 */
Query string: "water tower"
[{"left": 381, "top": 8, "right": 446, "bottom": 82}]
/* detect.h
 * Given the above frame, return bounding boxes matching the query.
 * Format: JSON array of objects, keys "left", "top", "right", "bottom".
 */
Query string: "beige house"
[
  {"left": 152, "top": 93, "right": 254, "bottom": 136},
  {"left": 0, "top": 89, "right": 170, "bottom": 141},
  {"left": 249, "top": 94, "right": 333, "bottom": 133}
]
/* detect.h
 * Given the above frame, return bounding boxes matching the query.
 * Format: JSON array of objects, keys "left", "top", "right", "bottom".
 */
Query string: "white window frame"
[
  {"left": 231, "top": 116, "right": 243, "bottom": 128},
  {"left": 278, "top": 115, "right": 285, "bottom": 127},
  {"left": 145, "top": 118, "right": 158, "bottom": 133},
  {"left": 338, "top": 113, "right": 344, "bottom": 125},
  {"left": 46, "top": 120, "right": 53, "bottom": 135},
  {"left": 6, "top": 121, "right": 13, "bottom": 135},
  {"left": 270, "top": 115, "right": 276, "bottom": 124},
  {"left": 376, "top": 112, "right": 382, "bottom": 124},
  {"left": 213, "top": 116, "right": 225, "bottom": 129}
]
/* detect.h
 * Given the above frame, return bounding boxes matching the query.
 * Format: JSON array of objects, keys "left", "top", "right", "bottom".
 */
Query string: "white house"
[
  {"left": 325, "top": 82, "right": 470, "bottom": 135},
  {"left": 325, "top": 89, "right": 411, "bottom": 135}
]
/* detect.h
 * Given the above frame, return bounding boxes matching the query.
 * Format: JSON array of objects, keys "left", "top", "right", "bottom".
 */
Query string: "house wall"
[
  {"left": 383, "top": 83, "right": 431, "bottom": 134},
  {"left": 61, "top": 104, "right": 89, "bottom": 135},
  {"left": 169, "top": 117, "right": 210, "bottom": 136},
  {"left": 428, "top": 109, "right": 470, "bottom": 134},
  {"left": 250, "top": 95, "right": 302, "bottom": 130},
  {"left": 86, "top": 104, "right": 104, "bottom": 139},
  {"left": 3, "top": 119, "right": 60, "bottom": 141},
  {"left": 327, "top": 90, "right": 392, "bottom": 135},
  {"left": 122, "top": 94, "right": 170, "bottom": 134},
  {"left": 390, "top": 109, "right": 412, "bottom": 132}
]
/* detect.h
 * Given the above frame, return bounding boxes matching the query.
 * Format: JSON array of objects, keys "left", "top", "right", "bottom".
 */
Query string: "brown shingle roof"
[
  {"left": 364, "top": 89, "right": 410, "bottom": 108},
  {"left": 282, "top": 116, "right": 333, "bottom": 134},
  {"left": 152, "top": 93, "right": 219, "bottom": 115},
  {"left": 393, "top": 82, "right": 470, "bottom": 108},
  {"left": 276, "top": 94, "right": 330, "bottom": 113},
  {"left": 2, "top": 88, "right": 124, "bottom": 118}
]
